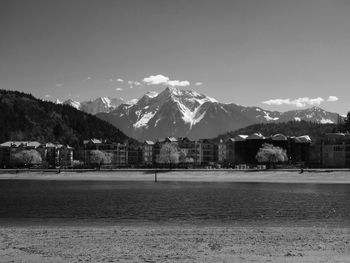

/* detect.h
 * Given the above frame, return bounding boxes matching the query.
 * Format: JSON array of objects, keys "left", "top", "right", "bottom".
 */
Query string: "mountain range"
[
  {"left": 93, "top": 87, "right": 341, "bottom": 141},
  {"left": 58, "top": 97, "right": 126, "bottom": 115}
]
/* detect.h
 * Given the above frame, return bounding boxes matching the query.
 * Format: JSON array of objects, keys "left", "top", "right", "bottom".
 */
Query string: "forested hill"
[
  {"left": 0, "top": 90, "right": 133, "bottom": 147},
  {"left": 215, "top": 121, "right": 339, "bottom": 142}
]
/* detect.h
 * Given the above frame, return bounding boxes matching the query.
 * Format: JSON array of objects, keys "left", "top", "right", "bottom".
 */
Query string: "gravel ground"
[{"left": 0, "top": 225, "right": 350, "bottom": 262}]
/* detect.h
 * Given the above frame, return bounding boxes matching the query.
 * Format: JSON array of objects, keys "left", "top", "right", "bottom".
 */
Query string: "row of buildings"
[
  {"left": 1, "top": 132, "right": 350, "bottom": 168},
  {"left": 0, "top": 141, "right": 73, "bottom": 168},
  {"left": 309, "top": 133, "right": 350, "bottom": 168}
]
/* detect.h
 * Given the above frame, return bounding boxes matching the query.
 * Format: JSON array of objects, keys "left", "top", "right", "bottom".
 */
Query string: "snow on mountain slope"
[
  {"left": 278, "top": 106, "right": 338, "bottom": 124},
  {"left": 63, "top": 99, "right": 81, "bottom": 110},
  {"left": 126, "top": 98, "right": 139, "bottom": 105},
  {"left": 80, "top": 97, "right": 124, "bottom": 115},
  {"left": 133, "top": 111, "right": 157, "bottom": 128},
  {"left": 59, "top": 96, "right": 126, "bottom": 114}
]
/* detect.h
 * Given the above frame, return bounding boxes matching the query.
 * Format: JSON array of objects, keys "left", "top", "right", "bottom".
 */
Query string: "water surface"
[{"left": 1, "top": 180, "right": 349, "bottom": 226}]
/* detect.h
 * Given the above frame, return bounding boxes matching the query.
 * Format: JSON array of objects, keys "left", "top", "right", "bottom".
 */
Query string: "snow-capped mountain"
[
  {"left": 59, "top": 97, "right": 126, "bottom": 114},
  {"left": 278, "top": 106, "right": 339, "bottom": 124},
  {"left": 96, "top": 87, "right": 340, "bottom": 141},
  {"left": 54, "top": 99, "right": 63, "bottom": 104},
  {"left": 63, "top": 99, "right": 81, "bottom": 110},
  {"left": 80, "top": 97, "right": 124, "bottom": 115}
]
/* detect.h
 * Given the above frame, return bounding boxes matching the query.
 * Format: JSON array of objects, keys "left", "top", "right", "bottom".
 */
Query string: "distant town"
[{"left": 1, "top": 132, "right": 350, "bottom": 169}]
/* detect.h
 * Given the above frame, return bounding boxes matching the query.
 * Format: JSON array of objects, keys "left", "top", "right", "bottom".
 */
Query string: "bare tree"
[
  {"left": 179, "top": 149, "right": 187, "bottom": 163},
  {"left": 157, "top": 143, "right": 181, "bottom": 167},
  {"left": 256, "top": 143, "right": 287, "bottom": 169},
  {"left": 12, "top": 150, "right": 42, "bottom": 168},
  {"left": 89, "top": 150, "right": 111, "bottom": 169}
]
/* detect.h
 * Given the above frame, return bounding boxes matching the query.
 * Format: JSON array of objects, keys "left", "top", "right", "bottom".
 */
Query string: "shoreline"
[
  {"left": 1, "top": 170, "right": 350, "bottom": 183},
  {"left": 1, "top": 218, "right": 349, "bottom": 228}
]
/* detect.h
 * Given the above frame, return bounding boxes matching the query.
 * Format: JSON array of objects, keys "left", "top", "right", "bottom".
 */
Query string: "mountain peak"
[
  {"left": 165, "top": 86, "right": 179, "bottom": 92},
  {"left": 145, "top": 91, "right": 159, "bottom": 98},
  {"left": 310, "top": 105, "right": 323, "bottom": 111},
  {"left": 159, "top": 86, "right": 182, "bottom": 97},
  {"left": 158, "top": 87, "right": 217, "bottom": 102}
]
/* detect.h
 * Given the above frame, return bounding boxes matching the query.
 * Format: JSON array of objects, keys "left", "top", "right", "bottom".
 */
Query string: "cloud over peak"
[
  {"left": 143, "top": 74, "right": 190, "bottom": 87},
  {"left": 262, "top": 96, "right": 339, "bottom": 108}
]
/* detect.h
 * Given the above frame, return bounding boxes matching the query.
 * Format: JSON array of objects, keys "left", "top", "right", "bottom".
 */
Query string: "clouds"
[
  {"left": 143, "top": 74, "right": 190, "bottom": 87},
  {"left": 128, "top": 81, "right": 141, "bottom": 86},
  {"left": 327, "top": 96, "right": 339, "bottom": 102},
  {"left": 167, "top": 80, "right": 190, "bottom": 87},
  {"left": 84, "top": 74, "right": 200, "bottom": 90},
  {"left": 76, "top": 74, "right": 200, "bottom": 96},
  {"left": 262, "top": 96, "right": 339, "bottom": 108},
  {"left": 127, "top": 80, "right": 142, "bottom": 89},
  {"left": 143, "top": 75, "right": 168, "bottom": 85}
]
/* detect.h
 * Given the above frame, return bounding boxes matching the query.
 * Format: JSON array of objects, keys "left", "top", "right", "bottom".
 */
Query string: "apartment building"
[{"left": 321, "top": 133, "right": 350, "bottom": 168}]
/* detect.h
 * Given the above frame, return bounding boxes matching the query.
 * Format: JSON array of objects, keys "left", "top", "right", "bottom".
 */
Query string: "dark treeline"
[
  {"left": 216, "top": 118, "right": 350, "bottom": 142},
  {"left": 0, "top": 89, "right": 133, "bottom": 147}
]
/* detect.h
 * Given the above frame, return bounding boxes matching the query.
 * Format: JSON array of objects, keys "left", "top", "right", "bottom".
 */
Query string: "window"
[{"left": 334, "top": 146, "right": 344, "bottom": 151}]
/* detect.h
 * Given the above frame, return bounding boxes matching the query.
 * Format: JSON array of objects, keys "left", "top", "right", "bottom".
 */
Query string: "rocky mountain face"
[{"left": 96, "top": 87, "right": 341, "bottom": 141}]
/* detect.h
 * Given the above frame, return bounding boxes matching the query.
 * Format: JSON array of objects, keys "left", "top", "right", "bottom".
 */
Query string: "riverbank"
[
  {"left": 1, "top": 169, "right": 350, "bottom": 183},
  {"left": 1, "top": 225, "right": 349, "bottom": 262}
]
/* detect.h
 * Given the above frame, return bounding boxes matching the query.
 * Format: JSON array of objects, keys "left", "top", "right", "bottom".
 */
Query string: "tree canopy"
[
  {"left": 256, "top": 143, "right": 288, "bottom": 167},
  {"left": 89, "top": 150, "right": 112, "bottom": 167},
  {"left": 12, "top": 150, "right": 42, "bottom": 167},
  {"left": 157, "top": 143, "right": 181, "bottom": 165}
]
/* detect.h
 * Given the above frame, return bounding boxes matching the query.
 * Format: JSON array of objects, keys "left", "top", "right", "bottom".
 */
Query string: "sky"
[{"left": 1, "top": 0, "right": 350, "bottom": 114}]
